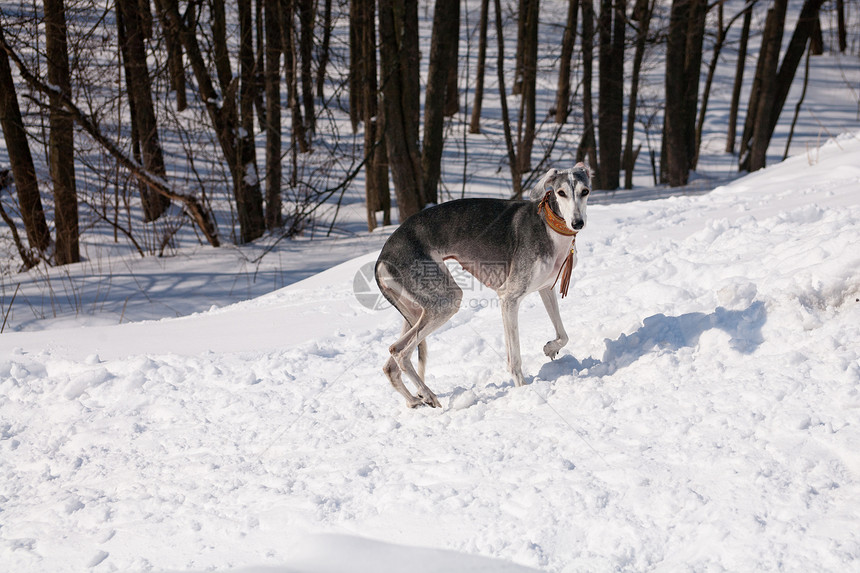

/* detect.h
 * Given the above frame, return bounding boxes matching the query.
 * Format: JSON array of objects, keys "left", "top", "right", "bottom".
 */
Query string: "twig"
[{"left": 1, "top": 284, "right": 20, "bottom": 334}]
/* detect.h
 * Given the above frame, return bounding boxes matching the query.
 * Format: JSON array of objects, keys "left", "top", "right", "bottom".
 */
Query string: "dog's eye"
[
  {"left": 557, "top": 190, "right": 567, "bottom": 198},
  {"left": 581, "top": 188, "right": 590, "bottom": 197}
]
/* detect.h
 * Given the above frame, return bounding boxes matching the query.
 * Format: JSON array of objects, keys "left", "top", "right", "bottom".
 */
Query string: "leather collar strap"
[
  {"left": 538, "top": 191, "right": 577, "bottom": 298},
  {"left": 538, "top": 191, "right": 576, "bottom": 237}
]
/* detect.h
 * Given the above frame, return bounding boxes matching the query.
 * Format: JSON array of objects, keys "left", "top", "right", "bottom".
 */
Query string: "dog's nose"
[{"left": 573, "top": 220, "right": 584, "bottom": 230}]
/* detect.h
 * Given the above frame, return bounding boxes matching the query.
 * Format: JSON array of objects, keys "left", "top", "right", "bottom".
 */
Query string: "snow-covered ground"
[{"left": 1, "top": 132, "right": 858, "bottom": 571}]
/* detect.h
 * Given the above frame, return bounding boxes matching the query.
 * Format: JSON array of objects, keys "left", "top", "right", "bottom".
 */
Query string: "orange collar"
[{"left": 538, "top": 191, "right": 577, "bottom": 237}]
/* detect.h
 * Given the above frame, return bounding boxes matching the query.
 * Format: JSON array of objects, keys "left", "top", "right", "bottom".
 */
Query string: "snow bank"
[{"left": 1, "top": 134, "right": 859, "bottom": 571}]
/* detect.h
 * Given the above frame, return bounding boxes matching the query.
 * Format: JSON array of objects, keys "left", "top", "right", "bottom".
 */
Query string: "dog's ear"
[
  {"left": 574, "top": 161, "right": 594, "bottom": 187},
  {"left": 530, "top": 168, "right": 559, "bottom": 201}
]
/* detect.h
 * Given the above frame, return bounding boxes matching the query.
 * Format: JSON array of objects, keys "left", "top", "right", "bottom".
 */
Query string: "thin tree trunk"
[
  {"left": 576, "top": 0, "right": 598, "bottom": 170},
  {"left": 118, "top": 0, "right": 171, "bottom": 221},
  {"left": 623, "top": 0, "right": 653, "bottom": 189},
  {"left": 298, "top": 0, "right": 315, "bottom": 135},
  {"left": 44, "top": 0, "right": 79, "bottom": 264},
  {"left": 0, "top": 27, "right": 51, "bottom": 257},
  {"left": 282, "top": 0, "right": 309, "bottom": 152},
  {"left": 494, "top": 0, "right": 523, "bottom": 198},
  {"left": 554, "top": 0, "right": 580, "bottom": 124},
  {"left": 422, "top": 0, "right": 460, "bottom": 206},
  {"left": 693, "top": 0, "right": 724, "bottom": 171},
  {"left": 154, "top": 0, "right": 187, "bottom": 111},
  {"left": 469, "top": 0, "right": 490, "bottom": 134},
  {"left": 255, "top": 0, "right": 267, "bottom": 129},
  {"left": 265, "top": 0, "right": 282, "bottom": 229},
  {"left": 317, "top": 0, "right": 333, "bottom": 97},
  {"left": 444, "top": 0, "right": 461, "bottom": 117},
  {"left": 783, "top": 44, "right": 811, "bottom": 160},
  {"left": 726, "top": 0, "right": 753, "bottom": 154}
]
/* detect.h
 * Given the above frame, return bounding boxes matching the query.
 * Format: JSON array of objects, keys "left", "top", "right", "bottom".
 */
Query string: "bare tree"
[
  {"left": 576, "top": 0, "right": 598, "bottom": 170},
  {"left": 422, "top": 0, "right": 461, "bottom": 205},
  {"left": 554, "top": 0, "right": 580, "bottom": 124},
  {"left": 378, "top": 0, "right": 424, "bottom": 221},
  {"left": 117, "top": 0, "right": 171, "bottom": 221},
  {"left": 298, "top": 0, "right": 315, "bottom": 136},
  {"left": 159, "top": 0, "right": 265, "bottom": 243},
  {"left": 517, "top": 0, "right": 539, "bottom": 173},
  {"left": 469, "top": 0, "right": 490, "bottom": 134},
  {"left": 597, "top": 0, "right": 626, "bottom": 189},
  {"left": 663, "top": 0, "right": 706, "bottom": 187},
  {"left": 0, "top": 27, "right": 50, "bottom": 259},
  {"left": 726, "top": 0, "right": 755, "bottom": 154},
  {"left": 45, "top": 0, "right": 79, "bottom": 264},
  {"left": 623, "top": 0, "right": 654, "bottom": 189},
  {"left": 740, "top": 0, "right": 787, "bottom": 173},
  {"left": 494, "top": 0, "right": 523, "bottom": 198},
  {"left": 265, "top": 0, "right": 282, "bottom": 229}
]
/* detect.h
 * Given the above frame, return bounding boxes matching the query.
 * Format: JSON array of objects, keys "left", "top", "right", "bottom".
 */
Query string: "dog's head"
[{"left": 531, "top": 163, "right": 592, "bottom": 231}]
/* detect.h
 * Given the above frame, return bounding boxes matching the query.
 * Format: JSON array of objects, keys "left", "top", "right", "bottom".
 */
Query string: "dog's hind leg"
[
  {"left": 539, "top": 287, "right": 569, "bottom": 360},
  {"left": 383, "top": 319, "right": 424, "bottom": 408}
]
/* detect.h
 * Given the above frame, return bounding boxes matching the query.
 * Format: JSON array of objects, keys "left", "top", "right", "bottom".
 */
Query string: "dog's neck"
[{"left": 538, "top": 191, "right": 577, "bottom": 237}]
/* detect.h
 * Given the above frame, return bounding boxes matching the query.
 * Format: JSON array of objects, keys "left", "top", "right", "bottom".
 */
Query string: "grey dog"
[{"left": 375, "top": 165, "right": 591, "bottom": 408}]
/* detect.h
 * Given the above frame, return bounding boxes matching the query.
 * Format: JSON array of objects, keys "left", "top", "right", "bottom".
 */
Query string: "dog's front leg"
[
  {"left": 500, "top": 296, "right": 526, "bottom": 386},
  {"left": 539, "top": 287, "right": 569, "bottom": 360}
]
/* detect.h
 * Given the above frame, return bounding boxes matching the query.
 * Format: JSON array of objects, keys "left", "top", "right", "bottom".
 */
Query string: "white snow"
[{"left": 1, "top": 133, "right": 859, "bottom": 572}]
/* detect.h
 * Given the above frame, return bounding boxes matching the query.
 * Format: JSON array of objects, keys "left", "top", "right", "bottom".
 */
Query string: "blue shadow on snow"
[{"left": 538, "top": 301, "right": 767, "bottom": 379}]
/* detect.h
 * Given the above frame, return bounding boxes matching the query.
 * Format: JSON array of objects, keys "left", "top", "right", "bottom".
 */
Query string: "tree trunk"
[
  {"left": 741, "top": 0, "right": 787, "bottom": 173},
  {"left": 282, "top": 0, "right": 309, "bottom": 153},
  {"left": 0, "top": 27, "right": 51, "bottom": 256},
  {"left": 44, "top": 0, "right": 79, "bottom": 264},
  {"left": 469, "top": 0, "right": 490, "bottom": 134},
  {"left": 726, "top": 0, "right": 753, "bottom": 154},
  {"left": 494, "top": 0, "right": 523, "bottom": 198},
  {"left": 160, "top": 0, "right": 265, "bottom": 243},
  {"left": 662, "top": 0, "right": 705, "bottom": 186},
  {"left": 444, "top": 0, "right": 461, "bottom": 118},
  {"left": 211, "top": 0, "right": 233, "bottom": 94},
  {"left": 422, "top": 0, "right": 461, "bottom": 206},
  {"left": 298, "top": 0, "right": 315, "bottom": 136},
  {"left": 766, "top": 0, "right": 825, "bottom": 138},
  {"left": 265, "top": 0, "right": 282, "bottom": 229},
  {"left": 517, "top": 0, "right": 539, "bottom": 173},
  {"left": 378, "top": 0, "right": 424, "bottom": 222},
  {"left": 554, "top": 0, "right": 580, "bottom": 124},
  {"left": 597, "top": 0, "right": 625, "bottom": 190},
  {"left": 317, "top": 0, "right": 333, "bottom": 97},
  {"left": 692, "top": 0, "right": 723, "bottom": 171},
  {"left": 576, "top": 0, "right": 598, "bottom": 170},
  {"left": 118, "top": 0, "right": 171, "bottom": 222},
  {"left": 623, "top": 0, "right": 653, "bottom": 189},
  {"left": 154, "top": 0, "right": 187, "bottom": 111},
  {"left": 836, "top": 0, "right": 847, "bottom": 53}
]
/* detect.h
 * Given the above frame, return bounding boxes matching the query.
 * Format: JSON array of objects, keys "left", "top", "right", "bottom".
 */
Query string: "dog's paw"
[
  {"left": 543, "top": 340, "right": 563, "bottom": 360},
  {"left": 418, "top": 391, "right": 441, "bottom": 408}
]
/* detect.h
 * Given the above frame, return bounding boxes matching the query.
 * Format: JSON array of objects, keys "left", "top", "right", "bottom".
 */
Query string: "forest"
[{"left": 0, "top": 0, "right": 856, "bottom": 273}]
